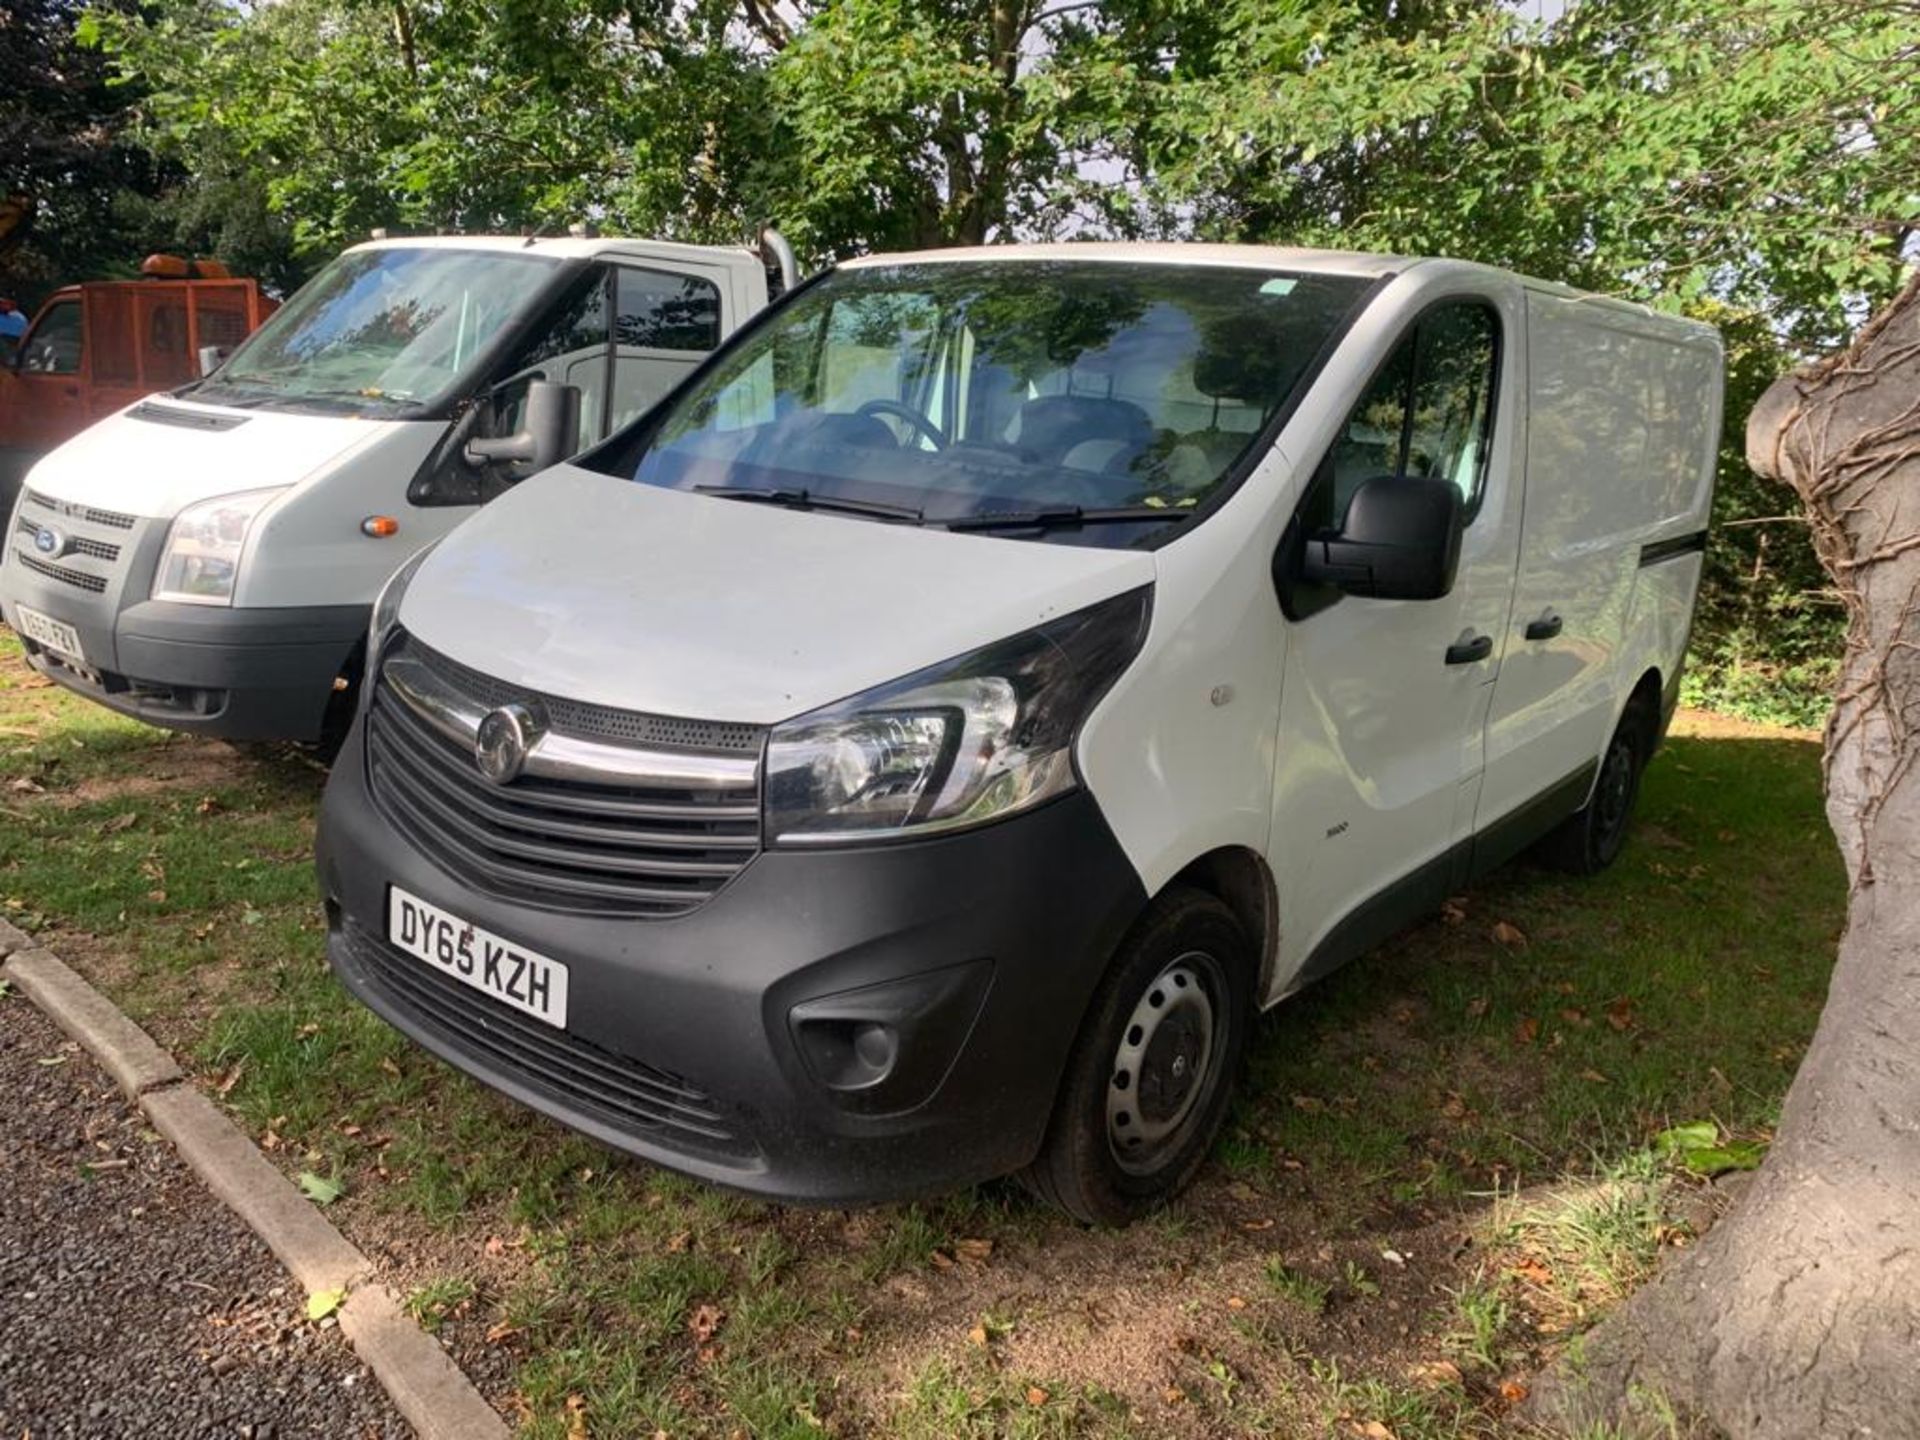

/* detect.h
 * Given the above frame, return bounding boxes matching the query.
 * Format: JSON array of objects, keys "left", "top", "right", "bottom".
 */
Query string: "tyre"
[
  {"left": 1021, "top": 886, "right": 1254, "bottom": 1226},
  {"left": 1538, "top": 695, "right": 1656, "bottom": 875}
]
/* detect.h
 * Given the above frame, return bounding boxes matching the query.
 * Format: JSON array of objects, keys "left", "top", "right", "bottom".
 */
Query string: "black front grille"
[
  {"left": 16, "top": 553, "right": 107, "bottom": 593},
  {"left": 14, "top": 516, "right": 118, "bottom": 562},
  {"left": 23, "top": 491, "right": 137, "bottom": 530},
  {"left": 342, "top": 918, "right": 752, "bottom": 1156},
  {"left": 417, "top": 642, "right": 763, "bottom": 754},
  {"left": 366, "top": 642, "right": 764, "bottom": 918}
]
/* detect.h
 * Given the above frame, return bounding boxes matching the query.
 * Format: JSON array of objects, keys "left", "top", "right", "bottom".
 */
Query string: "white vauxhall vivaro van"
[
  {"left": 314, "top": 244, "right": 1722, "bottom": 1223},
  {"left": 1, "top": 231, "right": 794, "bottom": 745}
]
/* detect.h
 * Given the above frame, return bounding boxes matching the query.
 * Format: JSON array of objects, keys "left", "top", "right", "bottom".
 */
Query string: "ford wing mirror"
[
  {"left": 465, "top": 379, "right": 581, "bottom": 480},
  {"left": 1300, "top": 474, "right": 1465, "bottom": 601}
]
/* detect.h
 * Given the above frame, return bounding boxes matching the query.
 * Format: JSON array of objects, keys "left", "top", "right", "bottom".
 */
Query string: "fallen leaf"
[
  {"left": 1499, "top": 1379, "right": 1530, "bottom": 1404},
  {"left": 8, "top": 776, "right": 45, "bottom": 794},
  {"left": 1440, "top": 897, "right": 1467, "bottom": 925},
  {"left": 307, "top": 1287, "right": 345, "bottom": 1322},
  {"left": 379, "top": 1057, "right": 402, "bottom": 1077},
  {"left": 929, "top": 1249, "right": 955, "bottom": 1271},
  {"left": 1465, "top": 995, "right": 1489, "bottom": 1018},
  {"left": 1291, "top": 1094, "right": 1326, "bottom": 1113},
  {"left": 485, "top": 1320, "right": 523, "bottom": 1345},
  {"left": 1241, "top": 1218, "right": 1276, "bottom": 1231},
  {"left": 297, "top": 1171, "right": 344, "bottom": 1206},
  {"left": 1226, "top": 1295, "right": 1247, "bottom": 1310},
  {"left": 101, "top": 812, "right": 137, "bottom": 833},
  {"left": 967, "top": 1324, "right": 989, "bottom": 1347},
  {"left": 1162, "top": 1386, "right": 1187, "bottom": 1405},
  {"left": 688, "top": 1304, "right": 726, "bottom": 1343},
  {"left": 1604, "top": 997, "right": 1636, "bottom": 1031},
  {"left": 485, "top": 1235, "right": 508, "bottom": 1257},
  {"left": 1024, "top": 1387, "right": 1049, "bottom": 1407},
  {"left": 565, "top": 1392, "right": 589, "bottom": 1440},
  {"left": 954, "top": 1237, "right": 993, "bottom": 1263},
  {"left": 1559, "top": 1007, "right": 1589, "bottom": 1026},
  {"left": 1514, "top": 1016, "right": 1540, "bottom": 1046},
  {"left": 215, "top": 1060, "right": 246, "bottom": 1096},
  {"left": 1490, "top": 920, "right": 1527, "bottom": 949},
  {"left": 665, "top": 1230, "right": 692, "bottom": 1253},
  {"left": 195, "top": 795, "right": 224, "bottom": 816},
  {"left": 1509, "top": 1256, "right": 1553, "bottom": 1287},
  {"left": 1579, "top": 1068, "right": 1610, "bottom": 1084},
  {"left": 1380, "top": 1249, "right": 1407, "bottom": 1267},
  {"left": 1408, "top": 1359, "right": 1463, "bottom": 1389},
  {"left": 1354, "top": 1422, "right": 1397, "bottom": 1439}
]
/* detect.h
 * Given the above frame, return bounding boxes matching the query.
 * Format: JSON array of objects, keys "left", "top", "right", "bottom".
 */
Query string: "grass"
[{"left": 0, "top": 631, "right": 1847, "bottom": 1438}]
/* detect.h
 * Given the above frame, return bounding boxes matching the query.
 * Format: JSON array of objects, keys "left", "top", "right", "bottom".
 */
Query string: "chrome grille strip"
[{"left": 382, "top": 649, "right": 760, "bottom": 791}]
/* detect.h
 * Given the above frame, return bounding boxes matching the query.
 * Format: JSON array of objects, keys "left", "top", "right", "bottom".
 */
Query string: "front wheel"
[{"left": 1022, "top": 887, "right": 1254, "bottom": 1226}]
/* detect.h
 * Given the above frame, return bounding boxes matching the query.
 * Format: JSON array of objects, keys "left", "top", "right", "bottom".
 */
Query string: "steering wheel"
[{"left": 856, "top": 399, "right": 948, "bottom": 450}]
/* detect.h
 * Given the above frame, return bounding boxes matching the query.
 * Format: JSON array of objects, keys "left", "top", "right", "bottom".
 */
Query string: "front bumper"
[
  {"left": 315, "top": 717, "right": 1149, "bottom": 1205},
  {"left": 3, "top": 585, "right": 365, "bottom": 743}
]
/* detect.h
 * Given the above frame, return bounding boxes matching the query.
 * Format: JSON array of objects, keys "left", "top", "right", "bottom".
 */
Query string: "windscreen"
[
  {"left": 192, "top": 247, "right": 561, "bottom": 414},
  {"left": 624, "top": 261, "right": 1368, "bottom": 545}
]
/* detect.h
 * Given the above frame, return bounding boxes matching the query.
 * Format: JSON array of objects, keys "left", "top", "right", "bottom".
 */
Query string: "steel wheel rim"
[
  {"left": 1594, "top": 734, "right": 1636, "bottom": 843},
  {"left": 1106, "top": 952, "right": 1224, "bottom": 1176}
]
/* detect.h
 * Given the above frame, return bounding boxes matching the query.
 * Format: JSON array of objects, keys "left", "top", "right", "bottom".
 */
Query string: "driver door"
[
  {"left": 6, "top": 298, "right": 88, "bottom": 457},
  {"left": 1267, "top": 292, "right": 1522, "bottom": 993}
]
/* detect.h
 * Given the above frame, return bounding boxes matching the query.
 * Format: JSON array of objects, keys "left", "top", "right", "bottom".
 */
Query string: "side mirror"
[
  {"left": 465, "top": 379, "right": 581, "bottom": 478},
  {"left": 1300, "top": 474, "right": 1464, "bottom": 601}
]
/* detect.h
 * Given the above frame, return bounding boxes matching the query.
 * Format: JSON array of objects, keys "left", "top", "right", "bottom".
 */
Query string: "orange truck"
[{"left": 0, "top": 255, "right": 277, "bottom": 513}]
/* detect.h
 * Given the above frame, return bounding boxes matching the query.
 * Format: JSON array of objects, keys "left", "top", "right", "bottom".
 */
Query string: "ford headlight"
[
  {"left": 765, "top": 587, "right": 1151, "bottom": 844},
  {"left": 367, "top": 542, "right": 439, "bottom": 677},
  {"left": 152, "top": 488, "right": 287, "bottom": 605}
]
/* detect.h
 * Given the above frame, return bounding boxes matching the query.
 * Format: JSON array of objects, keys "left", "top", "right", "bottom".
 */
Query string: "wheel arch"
[{"left": 1164, "top": 846, "right": 1280, "bottom": 1005}]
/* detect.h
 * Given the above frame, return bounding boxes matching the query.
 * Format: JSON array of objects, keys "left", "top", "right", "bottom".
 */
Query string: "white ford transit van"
[
  {"left": 314, "top": 244, "right": 1722, "bottom": 1223},
  {"left": 1, "top": 232, "right": 793, "bottom": 744}
]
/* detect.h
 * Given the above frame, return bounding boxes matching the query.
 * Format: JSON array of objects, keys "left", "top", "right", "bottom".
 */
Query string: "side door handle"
[
  {"left": 1524, "top": 614, "right": 1563, "bottom": 642},
  {"left": 1445, "top": 633, "right": 1493, "bottom": 665}
]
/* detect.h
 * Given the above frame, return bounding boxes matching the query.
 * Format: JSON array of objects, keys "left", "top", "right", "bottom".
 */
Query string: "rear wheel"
[
  {"left": 1539, "top": 696, "right": 1655, "bottom": 875},
  {"left": 1022, "top": 887, "right": 1253, "bottom": 1226}
]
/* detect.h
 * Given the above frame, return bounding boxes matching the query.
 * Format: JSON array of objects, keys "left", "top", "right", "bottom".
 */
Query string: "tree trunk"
[{"left": 1532, "top": 273, "right": 1920, "bottom": 1437}]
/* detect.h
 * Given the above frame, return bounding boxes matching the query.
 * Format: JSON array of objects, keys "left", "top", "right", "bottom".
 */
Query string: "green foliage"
[{"left": 75, "top": 0, "right": 1912, "bottom": 690}]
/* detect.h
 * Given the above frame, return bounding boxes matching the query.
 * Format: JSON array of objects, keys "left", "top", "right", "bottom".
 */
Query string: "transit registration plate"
[{"left": 15, "top": 605, "right": 85, "bottom": 665}]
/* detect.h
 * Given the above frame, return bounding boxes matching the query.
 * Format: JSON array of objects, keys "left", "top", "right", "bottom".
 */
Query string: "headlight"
[
  {"left": 152, "top": 488, "right": 286, "bottom": 605},
  {"left": 367, "top": 542, "right": 439, "bottom": 677},
  {"left": 766, "top": 587, "right": 1151, "bottom": 844}
]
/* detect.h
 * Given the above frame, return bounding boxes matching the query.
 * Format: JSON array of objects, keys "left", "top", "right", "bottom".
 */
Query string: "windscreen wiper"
[
  {"left": 941, "top": 504, "right": 1198, "bottom": 533},
  {"left": 693, "top": 485, "right": 925, "bottom": 524}
]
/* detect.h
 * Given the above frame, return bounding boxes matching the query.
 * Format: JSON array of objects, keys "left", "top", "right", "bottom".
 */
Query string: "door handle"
[
  {"left": 1445, "top": 633, "right": 1493, "bottom": 665},
  {"left": 1524, "top": 614, "right": 1563, "bottom": 642}
]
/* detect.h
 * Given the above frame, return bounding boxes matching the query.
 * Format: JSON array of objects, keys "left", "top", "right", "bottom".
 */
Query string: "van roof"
[
  {"left": 839, "top": 242, "right": 1407, "bottom": 279},
  {"left": 345, "top": 234, "right": 758, "bottom": 266},
  {"left": 838, "top": 243, "right": 1720, "bottom": 342}
]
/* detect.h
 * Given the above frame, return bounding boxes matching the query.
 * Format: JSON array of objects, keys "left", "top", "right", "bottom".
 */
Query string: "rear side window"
[
  {"left": 1316, "top": 299, "right": 1499, "bottom": 528},
  {"left": 615, "top": 268, "right": 721, "bottom": 353}
]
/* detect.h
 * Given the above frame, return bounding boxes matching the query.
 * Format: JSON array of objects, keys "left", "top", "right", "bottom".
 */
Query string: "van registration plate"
[
  {"left": 387, "top": 885, "right": 569, "bottom": 1028},
  {"left": 15, "top": 605, "right": 84, "bottom": 665}
]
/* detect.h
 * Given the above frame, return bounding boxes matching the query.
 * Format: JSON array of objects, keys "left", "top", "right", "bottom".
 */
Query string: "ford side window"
[
  {"left": 605, "top": 266, "right": 724, "bottom": 434},
  {"left": 615, "top": 267, "right": 721, "bottom": 352},
  {"left": 1312, "top": 300, "right": 1499, "bottom": 530},
  {"left": 491, "top": 267, "right": 612, "bottom": 441}
]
